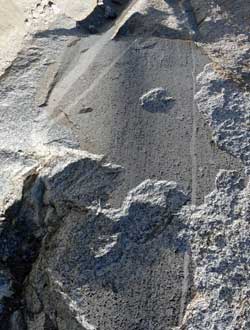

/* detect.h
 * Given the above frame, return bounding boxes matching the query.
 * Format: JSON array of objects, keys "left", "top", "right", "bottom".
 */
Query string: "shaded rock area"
[
  {"left": 25, "top": 177, "right": 190, "bottom": 330},
  {"left": 0, "top": 148, "right": 122, "bottom": 329},
  {"left": 0, "top": 0, "right": 250, "bottom": 329}
]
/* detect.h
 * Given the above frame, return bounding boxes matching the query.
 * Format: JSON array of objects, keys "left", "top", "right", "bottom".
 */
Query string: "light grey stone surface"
[
  {"left": 191, "top": 0, "right": 250, "bottom": 84},
  {"left": 53, "top": 33, "right": 241, "bottom": 206},
  {"left": 177, "top": 170, "right": 250, "bottom": 330},
  {"left": 196, "top": 64, "right": 250, "bottom": 171}
]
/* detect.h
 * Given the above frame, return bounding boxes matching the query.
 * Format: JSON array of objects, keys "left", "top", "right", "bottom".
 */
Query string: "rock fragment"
[
  {"left": 195, "top": 64, "right": 250, "bottom": 171},
  {"left": 178, "top": 170, "right": 250, "bottom": 329},
  {"left": 0, "top": 147, "right": 122, "bottom": 328},
  {"left": 140, "top": 87, "right": 175, "bottom": 112},
  {"left": 113, "top": 0, "right": 197, "bottom": 39}
]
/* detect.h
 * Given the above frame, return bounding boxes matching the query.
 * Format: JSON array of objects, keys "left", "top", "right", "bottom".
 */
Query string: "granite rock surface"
[{"left": 0, "top": 0, "right": 249, "bottom": 329}]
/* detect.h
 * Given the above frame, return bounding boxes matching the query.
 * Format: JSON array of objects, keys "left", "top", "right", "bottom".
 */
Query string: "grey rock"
[
  {"left": 191, "top": 0, "right": 250, "bottom": 84},
  {"left": 24, "top": 177, "right": 189, "bottom": 330},
  {"left": 140, "top": 87, "right": 175, "bottom": 112},
  {"left": 113, "top": 0, "right": 197, "bottom": 39},
  {"left": 9, "top": 310, "right": 26, "bottom": 330},
  {"left": 0, "top": 149, "right": 39, "bottom": 214},
  {"left": 0, "top": 270, "right": 13, "bottom": 301},
  {"left": 0, "top": 268, "right": 14, "bottom": 326},
  {"left": 0, "top": 0, "right": 242, "bottom": 211},
  {"left": 195, "top": 64, "right": 250, "bottom": 171},
  {"left": 178, "top": 170, "right": 250, "bottom": 329},
  {"left": 0, "top": 147, "right": 122, "bottom": 328},
  {"left": 0, "top": 0, "right": 250, "bottom": 329},
  {"left": 54, "top": 33, "right": 241, "bottom": 207},
  {"left": 20, "top": 157, "right": 250, "bottom": 330}
]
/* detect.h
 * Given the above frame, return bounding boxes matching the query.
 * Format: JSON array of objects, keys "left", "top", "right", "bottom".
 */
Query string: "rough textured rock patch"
[
  {"left": 0, "top": 147, "right": 122, "bottom": 329},
  {"left": 140, "top": 87, "right": 175, "bottom": 112},
  {"left": 195, "top": 64, "right": 250, "bottom": 171},
  {"left": 191, "top": 0, "right": 250, "bottom": 84},
  {"left": 25, "top": 177, "right": 190, "bottom": 330},
  {"left": 178, "top": 170, "right": 250, "bottom": 329}
]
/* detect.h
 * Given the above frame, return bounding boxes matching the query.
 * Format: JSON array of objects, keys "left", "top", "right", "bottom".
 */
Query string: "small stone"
[
  {"left": 78, "top": 106, "right": 93, "bottom": 114},
  {"left": 140, "top": 88, "right": 175, "bottom": 113}
]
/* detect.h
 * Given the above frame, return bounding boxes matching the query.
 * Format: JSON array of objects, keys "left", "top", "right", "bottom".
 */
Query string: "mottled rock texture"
[
  {"left": 0, "top": 0, "right": 250, "bottom": 329},
  {"left": 177, "top": 170, "right": 250, "bottom": 330},
  {"left": 191, "top": 0, "right": 250, "bottom": 84},
  {"left": 25, "top": 178, "right": 189, "bottom": 330},
  {"left": 140, "top": 87, "right": 175, "bottom": 112},
  {"left": 196, "top": 64, "right": 250, "bottom": 171}
]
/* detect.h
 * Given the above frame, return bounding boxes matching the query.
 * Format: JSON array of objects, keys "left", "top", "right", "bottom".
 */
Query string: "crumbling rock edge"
[
  {"left": 195, "top": 64, "right": 250, "bottom": 172},
  {"left": 0, "top": 147, "right": 123, "bottom": 329},
  {"left": 0, "top": 146, "right": 249, "bottom": 329}
]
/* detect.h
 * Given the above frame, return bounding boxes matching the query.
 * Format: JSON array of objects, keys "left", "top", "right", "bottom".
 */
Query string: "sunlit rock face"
[{"left": 0, "top": 1, "right": 249, "bottom": 329}]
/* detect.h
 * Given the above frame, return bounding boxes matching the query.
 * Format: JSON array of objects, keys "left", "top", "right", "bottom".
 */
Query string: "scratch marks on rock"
[
  {"left": 190, "top": 43, "right": 198, "bottom": 205},
  {"left": 36, "top": 62, "right": 60, "bottom": 108},
  {"left": 178, "top": 251, "right": 191, "bottom": 325}
]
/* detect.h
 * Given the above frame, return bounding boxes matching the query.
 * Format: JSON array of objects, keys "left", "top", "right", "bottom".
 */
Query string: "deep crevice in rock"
[{"left": 0, "top": 174, "right": 46, "bottom": 329}]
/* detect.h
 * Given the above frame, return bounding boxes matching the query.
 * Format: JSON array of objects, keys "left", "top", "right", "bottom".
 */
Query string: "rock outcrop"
[
  {"left": 176, "top": 170, "right": 250, "bottom": 330},
  {"left": 0, "top": 0, "right": 249, "bottom": 329}
]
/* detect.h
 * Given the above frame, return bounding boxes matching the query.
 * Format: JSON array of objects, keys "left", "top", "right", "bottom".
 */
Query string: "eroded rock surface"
[
  {"left": 0, "top": 0, "right": 250, "bottom": 329},
  {"left": 25, "top": 178, "right": 189, "bottom": 330},
  {"left": 0, "top": 147, "right": 122, "bottom": 329},
  {"left": 196, "top": 64, "right": 250, "bottom": 171},
  {"left": 178, "top": 171, "right": 250, "bottom": 330},
  {"left": 140, "top": 87, "right": 175, "bottom": 112},
  {"left": 191, "top": 0, "right": 250, "bottom": 84}
]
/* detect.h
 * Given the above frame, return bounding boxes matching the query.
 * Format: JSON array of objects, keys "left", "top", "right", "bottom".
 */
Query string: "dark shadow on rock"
[
  {"left": 114, "top": 7, "right": 197, "bottom": 40},
  {"left": 43, "top": 185, "right": 193, "bottom": 329},
  {"left": 191, "top": 0, "right": 250, "bottom": 44},
  {"left": 0, "top": 156, "right": 122, "bottom": 329},
  {"left": 0, "top": 175, "right": 44, "bottom": 329},
  {"left": 35, "top": 0, "right": 131, "bottom": 38},
  {"left": 44, "top": 157, "right": 123, "bottom": 212},
  {"left": 34, "top": 26, "right": 88, "bottom": 39},
  {"left": 76, "top": 5, "right": 112, "bottom": 34}
]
